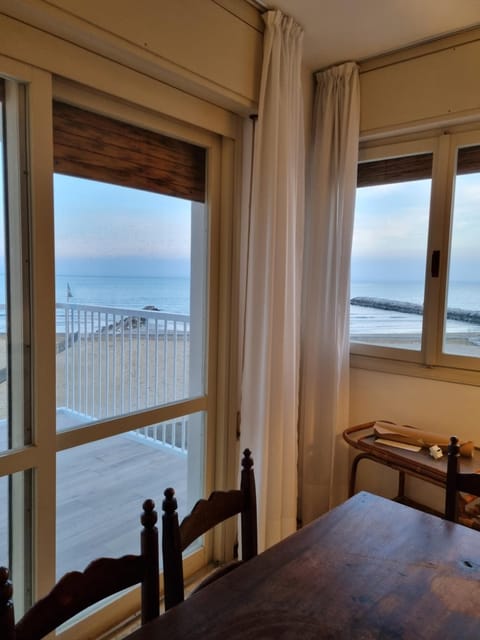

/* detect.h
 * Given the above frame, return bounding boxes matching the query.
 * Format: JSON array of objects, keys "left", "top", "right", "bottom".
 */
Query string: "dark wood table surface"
[{"left": 126, "top": 491, "right": 480, "bottom": 639}]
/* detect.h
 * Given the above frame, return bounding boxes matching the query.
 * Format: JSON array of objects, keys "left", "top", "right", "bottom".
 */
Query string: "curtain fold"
[
  {"left": 298, "top": 62, "right": 360, "bottom": 525},
  {"left": 240, "top": 9, "right": 305, "bottom": 550}
]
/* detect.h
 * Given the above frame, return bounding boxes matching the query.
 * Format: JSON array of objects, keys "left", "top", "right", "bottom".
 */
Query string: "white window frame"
[
  {"left": 0, "top": 57, "right": 241, "bottom": 638},
  {"left": 351, "top": 123, "right": 480, "bottom": 387},
  {"left": 0, "top": 55, "right": 55, "bottom": 616}
]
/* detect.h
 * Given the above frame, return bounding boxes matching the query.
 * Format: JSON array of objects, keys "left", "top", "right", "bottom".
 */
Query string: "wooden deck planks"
[
  {"left": 0, "top": 435, "right": 189, "bottom": 579},
  {"left": 56, "top": 435, "right": 188, "bottom": 578}
]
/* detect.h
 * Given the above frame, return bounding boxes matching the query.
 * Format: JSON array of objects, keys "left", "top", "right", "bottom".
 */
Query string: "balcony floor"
[
  {"left": 57, "top": 432, "right": 188, "bottom": 578},
  {"left": 1, "top": 412, "right": 188, "bottom": 579}
]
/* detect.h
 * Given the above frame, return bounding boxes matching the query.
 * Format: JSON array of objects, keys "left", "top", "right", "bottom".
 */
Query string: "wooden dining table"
[{"left": 127, "top": 491, "right": 480, "bottom": 639}]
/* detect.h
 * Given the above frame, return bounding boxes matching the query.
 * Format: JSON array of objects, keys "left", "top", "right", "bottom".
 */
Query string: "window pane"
[
  {"left": 0, "top": 474, "right": 7, "bottom": 566},
  {"left": 0, "top": 92, "right": 9, "bottom": 450},
  {"left": 0, "top": 78, "right": 32, "bottom": 617},
  {"left": 0, "top": 470, "right": 32, "bottom": 616},
  {"left": 56, "top": 411, "right": 204, "bottom": 579},
  {"left": 0, "top": 79, "right": 30, "bottom": 452},
  {"left": 350, "top": 158, "right": 432, "bottom": 350},
  {"left": 54, "top": 175, "right": 206, "bottom": 430},
  {"left": 444, "top": 146, "right": 480, "bottom": 356}
]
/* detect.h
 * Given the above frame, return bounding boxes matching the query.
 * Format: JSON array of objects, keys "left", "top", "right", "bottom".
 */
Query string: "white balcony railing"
[{"left": 56, "top": 303, "right": 190, "bottom": 452}]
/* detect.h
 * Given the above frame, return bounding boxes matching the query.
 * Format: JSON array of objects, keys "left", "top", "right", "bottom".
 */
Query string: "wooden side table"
[{"left": 343, "top": 421, "right": 480, "bottom": 515}]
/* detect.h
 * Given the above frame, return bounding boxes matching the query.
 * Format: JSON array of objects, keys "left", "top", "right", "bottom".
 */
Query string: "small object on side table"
[{"left": 429, "top": 444, "right": 443, "bottom": 460}]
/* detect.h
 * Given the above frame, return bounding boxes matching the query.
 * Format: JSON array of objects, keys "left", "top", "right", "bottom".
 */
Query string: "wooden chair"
[
  {"left": 445, "top": 436, "right": 480, "bottom": 522},
  {"left": 0, "top": 499, "right": 159, "bottom": 640},
  {"left": 162, "top": 448, "right": 257, "bottom": 610},
  {"left": 0, "top": 567, "right": 14, "bottom": 640}
]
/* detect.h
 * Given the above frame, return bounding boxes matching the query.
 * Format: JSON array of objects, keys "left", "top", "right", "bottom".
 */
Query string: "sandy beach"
[
  {"left": 351, "top": 332, "right": 480, "bottom": 356},
  {"left": 55, "top": 331, "right": 190, "bottom": 424},
  {"left": 0, "top": 328, "right": 479, "bottom": 431},
  {"left": 0, "top": 331, "right": 190, "bottom": 432}
]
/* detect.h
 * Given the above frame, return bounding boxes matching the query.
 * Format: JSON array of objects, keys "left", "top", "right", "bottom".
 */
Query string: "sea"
[
  {"left": 55, "top": 274, "right": 190, "bottom": 315},
  {"left": 0, "top": 274, "right": 190, "bottom": 334},
  {"left": 0, "top": 275, "right": 478, "bottom": 336},
  {"left": 57, "top": 276, "right": 480, "bottom": 336}
]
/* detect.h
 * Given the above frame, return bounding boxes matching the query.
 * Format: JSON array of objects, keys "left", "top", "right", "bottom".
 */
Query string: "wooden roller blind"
[
  {"left": 53, "top": 101, "right": 206, "bottom": 202},
  {"left": 457, "top": 145, "right": 480, "bottom": 175},
  {"left": 357, "top": 153, "right": 433, "bottom": 188}
]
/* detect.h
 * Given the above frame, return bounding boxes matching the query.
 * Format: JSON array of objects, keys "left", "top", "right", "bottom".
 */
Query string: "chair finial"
[
  {"left": 0, "top": 566, "right": 13, "bottom": 602},
  {"left": 242, "top": 448, "right": 254, "bottom": 471},
  {"left": 0, "top": 566, "right": 14, "bottom": 639},
  {"left": 163, "top": 488, "right": 178, "bottom": 515},
  {"left": 448, "top": 436, "right": 460, "bottom": 457},
  {"left": 141, "top": 499, "right": 157, "bottom": 529}
]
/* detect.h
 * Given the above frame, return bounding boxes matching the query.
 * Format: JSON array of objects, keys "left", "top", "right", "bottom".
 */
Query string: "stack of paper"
[{"left": 373, "top": 421, "right": 474, "bottom": 458}]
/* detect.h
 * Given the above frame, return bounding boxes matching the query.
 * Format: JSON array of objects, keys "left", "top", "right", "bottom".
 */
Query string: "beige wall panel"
[
  {"left": 350, "top": 368, "right": 480, "bottom": 442},
  {"left": 42, "top": 0, "right": 263, "bottom": 108},
  {"left": 349, "top": 368, "right": 480, "bottom": 508},
  {"left": 360, "top": 38, "right": 480, "bottom": 136},
  {"left": 0, "top": 15, "right": 239, "bottom": 138}
]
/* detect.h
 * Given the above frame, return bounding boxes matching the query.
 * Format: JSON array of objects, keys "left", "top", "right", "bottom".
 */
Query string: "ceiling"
[{"left": 257, "top": 0, "right": 480, "bottom": 70}]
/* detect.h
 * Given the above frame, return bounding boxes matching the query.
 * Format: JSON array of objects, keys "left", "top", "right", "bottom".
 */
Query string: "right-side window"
[
  {"left": 351, "top": 152, "right": 432, "bottom": 352},
  {"left": 350, "top": 132, "right": 480, "bottom": 377},
  {"left": 444, "top": 144, "right": 480, "bottom": 358}
]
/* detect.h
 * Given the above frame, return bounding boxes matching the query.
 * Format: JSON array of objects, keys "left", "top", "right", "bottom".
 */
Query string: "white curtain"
[
  {"left": 240, "top": 10, "right": 304, "bottom": 550},
  {"left": 299, "top": 62, "right": 360, "bottom": 525}
]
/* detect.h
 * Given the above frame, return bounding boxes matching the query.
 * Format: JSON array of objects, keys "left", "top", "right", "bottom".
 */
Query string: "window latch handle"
[{"left": 431, "top": 250, "right": 440, "bottom": 278}]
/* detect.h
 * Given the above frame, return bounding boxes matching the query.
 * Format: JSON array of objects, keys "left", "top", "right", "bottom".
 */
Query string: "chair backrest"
[
  {"left": 445, "top": 436, "right": 480, "bottom": 522},
  {"left": 162, "top": 448, "right": 257, "bottom": 610},
  {"left": 0, "top": 567, "right": 14, "bottom": 640},
  {"left": 0, "top": 499, "right": 159, "bottom": 640}
]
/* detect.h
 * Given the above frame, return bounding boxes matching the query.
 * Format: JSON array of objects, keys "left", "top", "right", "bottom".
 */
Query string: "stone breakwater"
[{"left": 350, "top": 297, "right": 480, "bottom": 325}]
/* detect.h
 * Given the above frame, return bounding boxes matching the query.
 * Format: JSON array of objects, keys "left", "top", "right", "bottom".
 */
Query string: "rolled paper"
[{"left": 373, "top": 421, "right": 474, "bottom": 458}]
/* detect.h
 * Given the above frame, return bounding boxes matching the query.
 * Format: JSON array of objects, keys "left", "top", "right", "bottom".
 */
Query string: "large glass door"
[
  {"left": 52, "top": 102, "right": 210, "bottom": 582},
  {"left": 0, "top": 69, "right": 225, "bottom": 631}
]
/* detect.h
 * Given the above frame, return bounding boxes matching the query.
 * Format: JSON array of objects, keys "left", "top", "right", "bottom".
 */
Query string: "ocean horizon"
[
  {"left": 0, "top": 275, "right": 478, "bottom": 336},
  {"left": 0, "top": 274, "right": 190, "bottom": 334},
  {"left": 56, "top": 273, "right": 191, "bottom": 315},
  {"left": 60, "top": 275, "right": 480, "bottom": 336}
]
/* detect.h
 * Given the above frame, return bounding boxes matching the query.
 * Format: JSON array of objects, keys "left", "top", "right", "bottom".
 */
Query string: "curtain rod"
[{"left": 245, "top": 0, "right": 269, "bottom": 10}]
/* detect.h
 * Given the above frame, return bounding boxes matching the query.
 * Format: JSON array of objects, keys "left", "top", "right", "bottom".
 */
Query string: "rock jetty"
[{"left": 350, "top": 297, "right": 480, "bottom": 325}]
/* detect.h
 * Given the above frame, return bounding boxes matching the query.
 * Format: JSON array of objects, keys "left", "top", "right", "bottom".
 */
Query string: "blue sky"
[
  {"left": 351, "top": 174, "right": 480, "bottom": 282},
  {"left": 1, "top": 143, "right": 479, "bottom": 283},
  {"left": 54, "top": 174, "right": 192, "bottom": 277},
  {"left": 351, "top": 179, "right": 431, "bottom": 282}
]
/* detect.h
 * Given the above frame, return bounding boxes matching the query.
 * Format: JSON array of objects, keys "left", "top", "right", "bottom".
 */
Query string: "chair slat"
[
  {"left": 162, "top": 448, "right": 257, "bottom": 610},
  {"left": 180, "top": 490, "right": 245, "bottom": 551}
]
